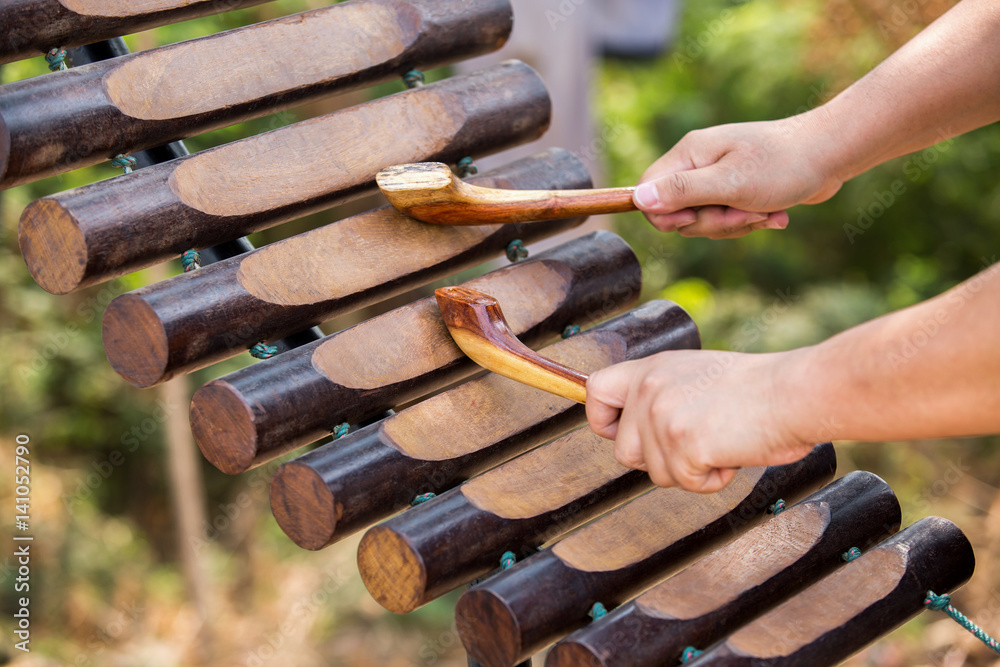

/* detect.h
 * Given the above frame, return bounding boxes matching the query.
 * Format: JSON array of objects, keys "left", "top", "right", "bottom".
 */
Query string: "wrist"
[{"left": 770, "top": 343, "right": 845, "bottom": 445}]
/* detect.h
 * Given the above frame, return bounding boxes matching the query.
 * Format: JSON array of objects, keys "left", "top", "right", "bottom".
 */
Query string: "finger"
[
  {"left": 673, "top": 206, "right": 769, "bottom": 239},
  {"left": 645, "top": 209, "right": 697, "bottom": 232},
  {"left": 586, "top": 363, "right": 635, "bottom": 439},
  {"left": 633, "top": 163, "right": 747, "bottom": 214},
  {"left": 612, "top": 399, "right": 646, "bottom": 471}
]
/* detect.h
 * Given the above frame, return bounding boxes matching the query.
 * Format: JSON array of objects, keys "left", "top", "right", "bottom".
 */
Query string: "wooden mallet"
[
  {"left": 435, "top": 286, "right": 588, "bottom": 402},
  {"left": 378, "top": 162, "right": 637, "bottom": 225}
]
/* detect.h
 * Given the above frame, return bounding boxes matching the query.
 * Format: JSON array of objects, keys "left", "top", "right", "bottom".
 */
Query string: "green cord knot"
[
  {"left": 841, "top": 547, "right": 862, "bottom": 562},
  {"left": 506, "top": 239, "right": 528, "bottom": 263},
  {"left": 111, "top": 154, "right": 136, "bottom": 174},
  {"left": 403, "top": 69, "right": 425, "bottom": 88},
  {"left": 589, "top": 602, "right": 608, "bottom": 621},
  {"left": 562, "top": 325, "right": 581, "bottom": 339},
  {"left": 332, "top": 422, "right": 349, "bottom": 439},
  {"left": 411, "top": 492, "right": 436, "bottom": 506},
  {"left": 181, "top": 250, "right": 201, "bottom": 272},
  {"left": 45, "top": 48, "right": 67, "bottom": 71},
  {"left": 680, "top": 647, "right": 703, "bottom": 663},
  {"left": 249, "top": 342, "right": 278, "bottom": 359},
  {"left": 768, "top": 499, "right": 786, "bottom": 515},
  {"left": 456, "top": 156, "right": 478, "bottom": 178},
  {"left": 925, "top": 590, "right": 1000, "bottom": 654},
  {"left": 500, "top": 551, "right": 516, "bottom": 570}
]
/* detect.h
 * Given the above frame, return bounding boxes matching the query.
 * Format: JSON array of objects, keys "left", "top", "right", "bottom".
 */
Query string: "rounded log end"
[
  {"left": 190, "top": 381, "right": 259, "bottom": 475},
  {"left": 357, "top": 525, "right": 428, "bottom": 614},
  {"left": 455, "top": 588, "right": 523, "bottom": 667},
  {"left": 270, "top": 462, "right": 338, "bottom": 550},
  {"left": 102, "top": 294, "right": 170, "bottom": 387},
  {"left": 18, "top": 198, "right": 89, "bottom": 294},
  {"left": 545, "top": 641, "right": 606, "bottom": 667}
]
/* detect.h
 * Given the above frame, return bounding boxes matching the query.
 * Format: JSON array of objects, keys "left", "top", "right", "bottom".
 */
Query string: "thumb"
[
  {"left": 585, "top": 362, "right": 636, "bottom": 439},
  {"left": 634, "top": 163, "right": 746, "bottom": 213}
]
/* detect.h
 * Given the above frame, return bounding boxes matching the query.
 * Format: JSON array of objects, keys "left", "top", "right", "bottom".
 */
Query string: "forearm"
[
  {"left": 785, "top": 261, "right": 1000, "bottom": 442},
  {"left": 821, "top": 0, "right": 1000, "bottom": 181}
]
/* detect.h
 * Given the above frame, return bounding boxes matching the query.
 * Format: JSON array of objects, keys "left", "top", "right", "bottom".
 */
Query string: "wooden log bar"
[
  {"left": 191, "top": 231, "right": 641, "bottom": 474},
  {"left": 0, "top": 0, "right": 513, "bottom": 187},
  {"left": 358, "top": 427, "right": 653, "bottom": 614},
  {"left": 685, "top": 517, "right": 975, "bottom": 667},
  {"left": 101, "top": 149, "right": 590, "bottom": 387},
  {"left": 0, "top": 0, "right": 272, "bottom": 65},
  {"left": 455, "top": 444, "right": 837, "bottom": 667},
  {"left": 270, "top": 299, "right": 699, "bottom": 550},
  {"left": 545, "top": 471, "right": 902, "bottom": 667},
  {"left": 17, "top": 60, "right": 549, "bottom": 294}
]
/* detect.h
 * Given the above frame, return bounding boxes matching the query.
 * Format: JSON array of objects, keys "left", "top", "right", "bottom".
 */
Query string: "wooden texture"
[
  {"left": 269, "top": 300, "right": 697, "bottom": 551},
  {"left": 378, "top": 161, "right": 636, "bottom": 224},
  {"left": 191, "top": 232, "right": 641, "bottom": 474},
  {"left": 0, "top": 0, "right": 513, "bottom": 186},
  {"left": 101, "top": 149, "right": 591, "bottom": 387},
  {"left": 436, "top": 286, "right": 589, "bottom": 402},
  {"left": 686, "top": 517, "right": 974, "bottom": 666},
  {"left": 546, "top": 471, "right": 902, "bottom": 667},
  {"left": 0, "top": 0, "right": 271, "bottom": 65},
  {"left": 358, "top": 427, "right": 648, "bottom": 613},
  {"left": 454, "top": 444, "right": 837, "bottom": 667},
  {"left": 18, "top": 60, "right": 549, "bottom": 293}
]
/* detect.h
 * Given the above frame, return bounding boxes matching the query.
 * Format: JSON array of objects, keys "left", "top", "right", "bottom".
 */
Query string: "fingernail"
[
  {"left": 748, "top": 213, "right": 768, "bottom": 224},
  {"left": 677, "top": 213, "right": 697, "bottom": 226},
  {"left": 766, "top": 219, "right": 787, "bottom": 230},
  {"left": 634, "top": 182, "right": 660, "bottom": 208}
]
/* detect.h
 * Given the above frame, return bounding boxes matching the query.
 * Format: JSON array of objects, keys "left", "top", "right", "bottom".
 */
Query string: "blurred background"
[{"left": 3, "top": 0, "right": 1000, "bottom": 664}]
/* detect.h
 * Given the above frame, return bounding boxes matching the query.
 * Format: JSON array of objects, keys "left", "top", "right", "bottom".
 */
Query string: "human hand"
[
  {"left": 633, "top": 111, "right": 846, "bottom": 239},
  {"left": 585, "top": 349, "right": 818, "bottom": 493}
]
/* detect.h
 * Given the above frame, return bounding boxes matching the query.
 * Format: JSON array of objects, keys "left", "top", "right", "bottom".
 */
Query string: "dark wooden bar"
[
  {"left": 0, "top": 0, "right": 513, "bottom": 187},
  {"left": 0, "top": 0, "right": 274, "bottom": 65},
  {"left": 270, "top": 299, "right": 700, "bottom": 550},
  {"left": 546, "top": 471, "right": 902, "bottom": 667},
  {"left": 454, "top": 444, "right": 837, "bottom": 667},
  {"left": 358, "top": 428, "right": 651, "bottom": 613},
  {"left": 101, "top": 149, "right": 589, "bottom": 386},
  {"left": 685, "top": 517, "right": 975, "bottom": 667},
  {"left": 191, "top": 231, "right": 641, "bottom": 474},
  {"left": 18, "top": 60, "right": 549, "bottom": 294}
]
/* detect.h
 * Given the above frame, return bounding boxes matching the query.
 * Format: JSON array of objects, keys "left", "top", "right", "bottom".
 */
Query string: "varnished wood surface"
[
  {"left": 0, "top": 0, "right": 271, "bottom": 65},
  {"left": 378, "top": 161, "right": 636, "bottom": 224},
  {"left": 436, "top": 286, "right": 589, "bottom": 402},
  {"left": 454, "top": 444, "right": 837, "bottom": 667},
  {"left": 269, "top": 300, "right": 699, "bottom": 550},
  {"left": 0, "top": 0, "right": 513, "bottom": 186},
  {"left": 546, "top": 471, "right": 901, "bottom": 667},
  {"left": 357, "top": 428, "right": 649, "bottom": 613},
  {"left": 687, "top": 517, "right": 974, "bottom": 666},
  {"left": 192, "top": 232, "right": 641, "bottom": 474},
  {"left": 18, "top": 61, "right": 550, "bottom": 294},
  {"left": 101, "top": 149, "right": 590, "bottom": 387}
]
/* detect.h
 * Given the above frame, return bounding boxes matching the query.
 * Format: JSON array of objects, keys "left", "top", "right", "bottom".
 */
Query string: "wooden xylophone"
[{"left": 4, "top": 1, "right": 977, "bottom": 665}]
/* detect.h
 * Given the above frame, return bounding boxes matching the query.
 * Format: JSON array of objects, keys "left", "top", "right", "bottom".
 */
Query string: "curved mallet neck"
[
  {"left": 377, "top": 162, "right": 636, "bottom": 225},
  {"left": 435, "top": 286, "right": 588, "bottom": 403}
]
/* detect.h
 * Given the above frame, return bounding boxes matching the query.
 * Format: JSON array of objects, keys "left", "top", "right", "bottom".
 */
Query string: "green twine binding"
[
  {"left": 506, "top": 239, "right": 528, "bottom": 263},
  {"left": 841, "top": 547, "right": 862, "bottom": 562},
  {"left": 500, "top": 551, "right": 516, "bottom": 570},
  {"left": 411, "top": 492, "right": 436, "bottom": 506},
  {"left": 589, "top": 602, "right": 608, "bottom": 621},
  {"left": 680, "top": 647, "right": 703, "bottom": 663},
  {"left": 562, "top": 325, "right": 581, "bottom": 339},
  {"left": 332, "top": 422, "right": 349, "bottom": 439},
  {"left": 456, "top": 156, "right": 478, "bottom": 178},
  {"left": 403, "top": 69, "right": 425, "bottom": 88},
  {"left": 924, "top": 591, "right": 1000, "bottom": 655},
  {"left": 249, "top": 342, "right": 278, "bottom": 359},
  {"left": 45, "top": 48, "right": 67, "bottom": 71},
  {"left": 768, "top": 499, "right": 786, "bottom": 515},
  {"left": 181, "top": 250, "right": 201, "bottom": 272},
  {"left": 111, "top": 154, "right": 136, "bottom": 174}
]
